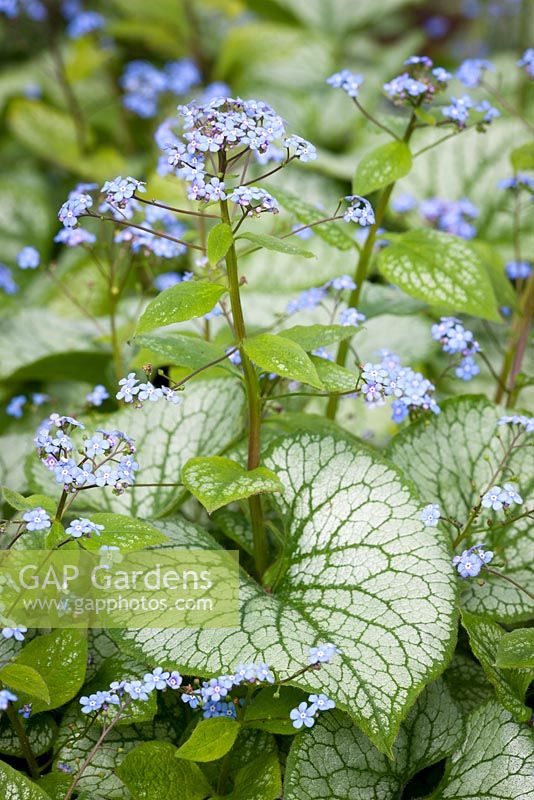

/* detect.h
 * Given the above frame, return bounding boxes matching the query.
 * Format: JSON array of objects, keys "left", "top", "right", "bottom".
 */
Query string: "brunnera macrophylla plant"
[{"left": 0, "top": 17, "right": 533, "bottom": 800}]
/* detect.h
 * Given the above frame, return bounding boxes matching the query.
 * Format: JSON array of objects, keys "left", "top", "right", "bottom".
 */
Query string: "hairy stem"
[
  {"left": 495, "top": 270, "right": 534, "bottom": 406},
  {"left": 326, "top": 113, "right": 417, "bottom": 420},
  {"left": 219, "top": 199, "right": 267, "bottom": 577}
]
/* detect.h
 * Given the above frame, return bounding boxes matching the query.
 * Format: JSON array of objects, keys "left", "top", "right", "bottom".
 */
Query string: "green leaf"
[
  {"left": 267, "top": 185, "right": 355, "bottom": 251},
  {"left": 442, "top": 654, "right": 494, "bottom": 720},
  {"left": 510, "top": 141, "right": 534, "bottom": 171},
  {"left": 134, "top": 332, "right": 230, "bottom": 372},
  {"left": 237, "top": 232, "right": 315, "bottom": 258},
  {"left": 461, "top": 610, "right": 533, "bottom": 721},
  {"left": 278, "top": 324, "right": 360, "bottom": 351},
  {"left": 309, "top": 356, "right": 358, "bottom": 392},
  {"left": 28, "top": 379, "right": 246, "bottom": 519},
  {"left": 495, "top": 628, "right": 534, "bottom": 669},
  {"left": 36, "top": 774, "right": 71, "bottom": 800},
  {"left": 224, "top": 753, "right": 282, "bottom": 800},
  {"left": 284, "top": 679, "right": 463, "bottom": 800},
  {"left": 469, "top": 239, "right": 518, "bottom": 312},
  {"left": 116, "top": 741, "right": 213, "bottom": 800},
  {"left": 0, "top": 760, "right": 52, "bottom": 799},
  {"left": 388, "top": 395, "right": 533, "bottom": 623},
  {"left": 0, "top": 712, "right": 57, "bottom": 758},
  {"left": 243, "top": 334, "right": 324, "bottom": 389},
  {"left": 79, "top": 514, "right": 169, "bottom": 553},
  {"left": 212, "top": 508, "right": 254, "bottom": 555},
  {"left": 13, "top": 630, "right": 87, "bottom": 713},
  {"left": 244, "top": 686, "right": 307, "bottom": 734},
  {"left": 208, "top": 222, "right": 234, "bottom": 266},
  {"left": 433, "top": 701, "right": 534, "bottom": 799},
  {"left": 135, "top": 281, "right": 227, "bottom": 335},
  {"left": 0, "top": 663, "right": 50, "bottom": 704},
  {"left": 115, "top": 432, "right": 457, "bottom": 755},
  {"left": 414, "top": 107, "right": 437, "bottom": 126},
  {"left": 175, "top": 717, "right": 240, "bottom": 762},
  {"left": 0, "top": 488, "right": 56, "bottom": 516},
  {"left": 182, "top": 456, "right": 284, "bottom": 514},
  {"left": 378, "top": 230, "right": 500, "bottom": 321},
  {"left": 353, "top": 141, "right": 412, "bottom": 196}
]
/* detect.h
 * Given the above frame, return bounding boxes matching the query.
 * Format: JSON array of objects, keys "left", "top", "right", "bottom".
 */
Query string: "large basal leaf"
[
  {"left": 284, "top": 678, "right": 463, "bottom": 800},
  {"left": 377, "top": 230, "right": 500, "bottom": 321},
  {"left": 116, "top": 741, "right": 212, "bottom": 800},
  {"left": 0, "top": 713, "right": 57, "bottom": 758},
  {"left": 0, "top": 760, "right": 51, "bottom": 800},
  {"left": 461, "top": 610, "right": 533, "bottom": 721},
  {"left": 114, "top": 432, "right": 457, "bottom": 754},
  {"left": 442, "top": 654, "right": 493, "bottom": 721},
  {"left": 433, "top": 701, "right": 534, "bottom": 800},
  {"left": 353, "top": 141, "right": 412, "bottom": 196},
  {"left": 135, "top": 281, "right": 227, "bottom": 335},
  {"left": 387, "top": 395, "right": 534, "bottom": 623},
  {"left": 28, "top": 378, "right": 246, "bottom": 519},
  {"left": 0, "top": 309, "right": 108, "bottom": 382}
]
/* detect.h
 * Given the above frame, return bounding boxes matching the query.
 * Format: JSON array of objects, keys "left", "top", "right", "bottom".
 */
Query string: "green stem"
[
  {"left": 326, "top": 115, "right": 417, "bottom": 420},
  {"left": 219, "top": 199, "right": 267, "bottom": 578},
  {"left": 495, "top": 269, "right": 534, "bottom": 406},
  {"left": 5, "top": 704, "right": 40, "bottom": 779},
  {"left": 54, "top": 490, "right": 68, "bottom": 523}
]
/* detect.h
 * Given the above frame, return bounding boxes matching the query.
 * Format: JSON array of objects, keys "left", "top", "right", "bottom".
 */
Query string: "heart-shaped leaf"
[{"left": 182, "top": 456, "right": 284, "bottom": 513}]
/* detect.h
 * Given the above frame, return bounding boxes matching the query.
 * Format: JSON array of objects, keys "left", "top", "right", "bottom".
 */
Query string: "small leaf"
[
  {"left": 0, "top": 760, "right": 51, "bottom": 800},
  {"left": 134, "top": 332, "right": 231, "bottom": 373},
  {"left": 0, "top": 488, "right": 56, "bottom": 516},
  {"left": 279, "top": 324, "right": 361, "bottom": 351},
  {"left": 79, "top": 513, "right": 169, "bottom": 552},
  {"left": 353, "top": 141, "right": 413, "bottom": 196},
  {"left": 495, "top": 628, "right": 534, "bottom": 669},
  {"left": 12, "top": 629, "right": 87, "bottom": 713},
  {"left": 243, "top": 333, "right": 324, "bottom": 389},
  {"left": 182, "top": 456, "right": 284, "bottom": 514},
  {"left": 461, "top": 610, "right": 533, "bottom": 721},
  {"left": 0, "top": 663, "right": 50, "bottom": 704},
  {"left": 414, "top": 107, "right": 437, "bottom": 125},
  {"left": 510, "top": 141, "right": 534, "bottom": 171},
  {"left": 378, "top": 229, "right": 500, "bottom": 321},
  {"left": 135, "top": 281, "right": 227, "bottom": 335},
  {"left": 208, "top": 222, "right": 234, "bottom": 266},
  {"left": 310, "top": 356, "right": 358, "bottom": 392},
  {"left": 116, "top": 741, "right": 213, "bottom": 800},
  {"left": 267, "top": 185, "right": 355, "bottom": 251},
  {"left": 237, "top": 231, "right": 315, "bottom": 258},
  {"left": 175, "top": 717, "right": 240, "bottom": 762}
]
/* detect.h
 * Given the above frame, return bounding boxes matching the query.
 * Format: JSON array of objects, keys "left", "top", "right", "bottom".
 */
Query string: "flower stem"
[
  {"left": 484, "top": 566, "right": 534, "bottom": 601},
  {"left": 219, "top": 199, "right": 267, "bottom": 578},
  {"left": 495, "top": 269, "right": 534, "bottom": 406},
  {"left": 326, "top": 113, "right": 417, "bottom": 420},
  {"left": 5, "top": 704, "right": 40, "bottom": 779}
]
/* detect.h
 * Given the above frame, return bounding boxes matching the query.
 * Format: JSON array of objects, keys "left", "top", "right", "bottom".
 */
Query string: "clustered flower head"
[
  {"left": 418, "top": 197, "right": 479, "bottom": 239},
  {"left": 498, "top": 173, "right": 534, "bottom": 192},
  {"left": 360, "top": 350, "right": 440, "bottom": 421},
  {"left": 481, "top": 483, "right": 523, "bottom": 512},
  {"left": 506, "top": 260, "right": 532, "bottom": 280},
  {"left": 498, "top": 415, "right": 534, "bottom": 434},
  {"left": 101, "top": 177, "right": 146, "bottom": 209},
  {"left": 452, "top": 543, "right": 493, "bottom": 578},
  {"left": 455, "top": 58, "right": 494, "bottom": 88},
  {"left": 158, "top": 96, "right": 315, "bottom": 207},
  {"left": 441, "top": 95, "right": 499, "bottom": 129},
  {"left": 17, "top": 246, "right": 40, "bottom": 270},
  {"left": 343, "top": 196, "right": 375, "bottom": 226},
  {"left": 5, "top": 392, "right": 49, "bottom": 419},
  {"left": 120, "top": 58, "right": 201, "bottom": 118},
  {"left": 22, "top": 507, "right": 51, "bottom": 531},
  {"left": 62, "top": 1, "right": 105, "bottom": 39},
  {"left": 326, "top": 69, "right": 363, "bottom": 98},
  {"left": 431, "top": 317, "right": 481, "bottom": 382},
  {"left": 57, "top": 189, "right": 93, "bottom": 229},
  {"left": 86, "top": 384, "right": 110, "bottom": 407},
  {"left": 34, "top": 414, "right": 138, "bottom": 495},
  {"left": 116, "top": 373, "right": 181, "bottom": 408},
  {"left": 383, "top": 56, "right": 452, "bottom": 105}
]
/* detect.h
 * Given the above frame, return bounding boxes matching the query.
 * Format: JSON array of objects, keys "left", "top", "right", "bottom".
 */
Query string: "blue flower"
[
  {"left": 0, "top": 264, "right": 18, "bottom": 295},
  {"left": 456, "top": 58, "right": 494, "bottom": 88},
  {"left": 230, "top": 186, "right": 279, "bottom": 216},
  {"left": 309, "top": 693, "right": 335, "bottom": 711},
  {"left": 255, "top": 663, "right": 275, "bottom": 683},
  {"left": 498, "top": 415, "right": 534, "bottom": 433},
  {"left": 84, "top": 433, "right": 111, "bottom": 459},
  {"left": 18, "top": 703, "right": 32, "bottom": 719},
  {"left": 287, "top": 286, "right": 327, "bottom": 314},
  {"left": 182, "top": 691, "right": 201, "bottom": 708},
  {"left": 86, "top": 385, "right": 110, "bottom": 407},
  {"left": 498, "top": 174, "right": 534, "bottom": 192},
  {"left": 163, "top": 59, "right": 200, "bottom": 96},
  {"left": 144, "top": 667, "right": 170, "bottom": 691},
  {"left": 452, "top": 544, "right": 493, "bottom": 578},
  {"left": 338, "top": 307, "right": 366, "bottom": 327},
  {"left": 481, "top": 485, "right": 506, "bottom": 511},
  {"left": 506, "top": 260, "right": 532, "bottom": 280},
  {"left": 420, "top": 504, "right": 440, "bottom": 527},
  {"left": 328, "top": 275, "right": 356, "bottom": 291},
  {"left": 79, "top": 693, "right": 105, "bottom": 714},
  {"left": 54, "top": 227, "right": 96, "bottom": 247},
  {"left": 17, "top": 246, "right": 40, "bottom": 270},
  {"left": 166, "top": 671, "right": 182, "bottom": 689},
  {"left": 23, "top": 507, "right": 51, "bottom": 531},
  {"left": 343, "top": 196, "right": 375, "bottom": 226},
  {"left": 500, "top": 483, "right": 523, "bottom": 507},
  {"left": 326, "top": 69, "right": 363, "bottom": 97},
  {"left": 6, "top": 395, "right": 26, "bottom": 418},
  {"left": 455, "top": 356, "right": 480, "bottom": 381},
  {"left": 392, "top": 193, "right": 417, "bottom": 213},
  {"left": 518, "top": 48, "right": 534, "bottom": 79},
  {"left": 284, "top": 134, "right": 317, "bottom": 162},
  {"left": 65, "top": 518, "right": 104, "bottom": 538},
  {"left": 290, "top": 701, "right": 317, "bottom": 729},
  {"left": 2, "top": 626, "right": 27, "bottom": 641},
  {"left": 153, "top": 272, "right": 183, "bottom": 292},
  {"left": 120, "top": 61, "right": 167, "bottom": 118},
  {"left": 431, "top": 317, "right": 479, "bottom": 355},
  {"left": 441, "top": 95, "right": 473, "bottom": 127},
  {"left": 58, "top": 193, "right": 92, "bottom": 228},
  {"left": 308, "top": 642, "right": 340, "bottom": 665},
  {"left": 66, "top": 10, "right": 105, "bottom": 39},
  {"left": 233, "top": 663, "right": 257, "bottom": 684},
  {"left": 0, "top": 690, "right": 18, "bottom": 711},
  {"left": 101, "top": 177, "right": 146, "bottom": 208},
  {"left": 124, "top": 680, "right": 150, "bottom": 702},
  {"left": 116, "top": 373, "right": 141, "bottom": 403}
]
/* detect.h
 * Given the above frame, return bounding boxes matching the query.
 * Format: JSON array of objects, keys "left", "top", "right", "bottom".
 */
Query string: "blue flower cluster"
[
  {"left": 17, "top": 246, "right": 40, "bottom": 270},
  {"left": 418, "top": 197, "right": 479, "bottom": 239},
  {"left": 5, "top": 392, "right": 49, "bottom": 418},
  {"left": 120, "top": 59, "right": 201, "bottom": 118},
  {"left": 86, "top": 384, "right": 110, "bottom": 407},
  {"left": 116, "top": 373, "right": 181, "bottom": 408},
  {"left": 481, "top": 483, "right": 523, "bottom": 512},
  {"left": 518, "top": 48, "right": 534, "bottom": 79},
  {"left": 0, "top": 0, "right": 45, "bottom": 21},
  {"left": 326, "top": 70, "right": 363, "bottom": 98},
  {"left": 431, "top": 317, "right": 481, "bottom": 382},
  {"left": 360, "top": 350, "right": 439, "bottom": 420},
  {"left": 34, "top": 414, "right": 138, "bottom": 495},
  {"left": 62, "top": 1, "right": 104, "bottom": 39},
  {"left": 498, "top": 415, "right": 534, "bottom": 433},
  {"left": 65, "top": 517, "right": 104, "bottom": 538},
  {"left": 452, "top": 544, "right": 493, "bottom": 578},
  {"left": 441, "top": 95, "right": 499, "bottom": 128},
  {"left": 153, "top": 271, "right": 194, "bottom": 292},
  {"left": 0, "top": 264, "right": 18, "bottom": 295},
  {"left": 101, "top": 177, "right": 146, "bottom": 209},
  {"left": 455, "top": 58, "right": 494, "bottom": 88},
  {"left": 157, "top": 96, "right": 315, "bottom": 208},
  {"left": 343, "top": 196, "right": 375, "bottom": 226},
  {"left": 383, "top": 56, "right": 451, "bottom": 105},
  {"left": 290, "top": 694, "right": 335, "bottom": 730},
  {"left": 58, "top": 189, "right": 93, "bottom": 229},
  {"left": 2, "top": 626, "right": 27, "bottom": 642},
  {"left": 498, "top": 173, "right": 534, "bottom": 192},
  {"left": 505, "top": 260, "right": 532, "bottom": 280}
]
